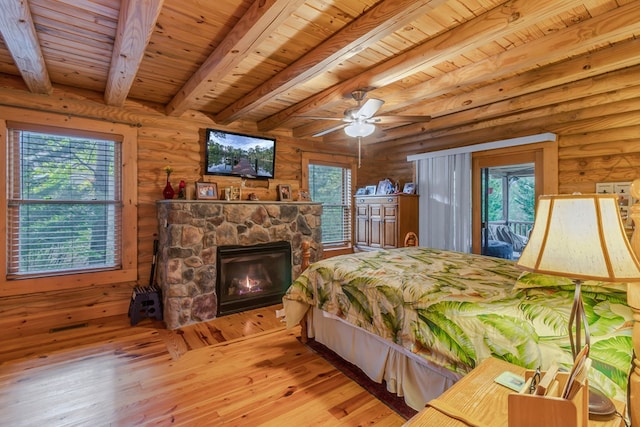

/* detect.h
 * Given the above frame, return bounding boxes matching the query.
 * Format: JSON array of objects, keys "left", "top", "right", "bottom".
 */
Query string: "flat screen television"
[{"left": 205, "top": 128, "right": 276, "bottom": 179}]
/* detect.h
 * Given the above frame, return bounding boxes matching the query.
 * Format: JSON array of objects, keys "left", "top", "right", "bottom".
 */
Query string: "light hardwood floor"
[{"left": 0, "top": 304, "right": 405, "bottom": 426}]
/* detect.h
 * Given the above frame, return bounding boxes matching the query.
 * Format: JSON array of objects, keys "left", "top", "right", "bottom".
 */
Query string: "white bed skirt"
[{"left": 307, "top": 307, "right": 460, "bottom": 411}]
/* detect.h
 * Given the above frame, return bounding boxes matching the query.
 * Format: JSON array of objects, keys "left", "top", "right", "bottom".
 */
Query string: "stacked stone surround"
[{"left": 156, "top": 200, "right": 323, "bottom": 329}]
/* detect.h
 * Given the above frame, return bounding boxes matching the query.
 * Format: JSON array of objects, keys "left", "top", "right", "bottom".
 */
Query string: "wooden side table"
[{"left": 403, "top": 358, "right": 625, "bottom": 427}]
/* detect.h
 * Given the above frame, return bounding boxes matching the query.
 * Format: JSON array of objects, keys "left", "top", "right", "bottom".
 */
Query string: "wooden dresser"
[{"left": 354, "top": 194, "right": 418, "bottom": 251}]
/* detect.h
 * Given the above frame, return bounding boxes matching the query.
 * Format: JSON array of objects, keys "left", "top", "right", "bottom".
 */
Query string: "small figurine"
[
  {"left": 177, "top": 180, "right": 186, "bottom": 199},
  {"left": 298, "top": 190, "right": 311, "bottom": 201}
]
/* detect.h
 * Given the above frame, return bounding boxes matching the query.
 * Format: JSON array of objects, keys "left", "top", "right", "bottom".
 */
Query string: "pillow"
[
  {"left": 490, "top": 224, "right": 528, "bottom": 252},
  {"left": 514, "top": 271, "right": 628, "bottom": 293}
]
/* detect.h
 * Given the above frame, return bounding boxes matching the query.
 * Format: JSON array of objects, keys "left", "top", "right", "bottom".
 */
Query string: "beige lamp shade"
[{"left": 516, "top": 194, "right": 640, "bottom": 281}]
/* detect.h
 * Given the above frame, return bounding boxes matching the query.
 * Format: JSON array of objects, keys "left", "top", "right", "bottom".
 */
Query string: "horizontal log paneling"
[
  {"left": 359, "top": 69, "right": 640, "bottom": 197},
  {"left": 0, "top": 82, "right": 329, "bottom": 334},
  {"left": 365, "top": 89, "right": 640, "bottom": 162},
  {"left": 0, "top": 283, "right": 132, "bottom": 341},
  {"left": 559, "top": 139, "right": 640, "bottom": 160},
  {"left": 358, "top": 152, "right": 414, "bottom": 189},
  {"left": 354, "top": 51, "right": 640, "bottom": 149},
  {"left": 400, "top": 38, "right": 640, "bottom": 127},
  {"left": 358, "top": 105, "right": 640, "bottom": 201},
  {"left": 559, "top": 152, "right": 640, "bottom": 173},
  {"left": 328, "top": 38, "right": 640, "bottom": 146},
  {"left": 558, "top": 182, "right": 595, "bottom": 195},
  {"left": 559, "top": 166, "right": 640, "bottom": 186},
  {"left": 2, "top": 54, "right": 640, "bottom": 336},
  {"left": 559, "top": 125, "right": 640, "bottom": 148}
]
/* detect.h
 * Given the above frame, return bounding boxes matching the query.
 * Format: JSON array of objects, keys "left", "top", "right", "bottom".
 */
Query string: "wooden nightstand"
[{"left": 404, "top": 358, "right": 625, "bottom": 427}]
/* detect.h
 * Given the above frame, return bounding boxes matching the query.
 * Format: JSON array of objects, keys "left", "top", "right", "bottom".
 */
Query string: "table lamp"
[{"left": 516, "top": 193, "right": 640, "bottom": 419}]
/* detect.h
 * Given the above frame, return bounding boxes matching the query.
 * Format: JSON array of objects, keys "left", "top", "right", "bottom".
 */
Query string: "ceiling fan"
[
  {"left": 300, "top": 89, "right": 432, "bottom": 138},
  {"left": 299, "top": 89, "right": 431, "bottom": 167}
]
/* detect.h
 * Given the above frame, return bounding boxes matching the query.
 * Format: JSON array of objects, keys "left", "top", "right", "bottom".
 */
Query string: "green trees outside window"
[
  {"left": 7, "top": 130, "right": 121, "bottom": 276},
  {"left": 308, "top": 164, "right": 352, "bottom": 246}
]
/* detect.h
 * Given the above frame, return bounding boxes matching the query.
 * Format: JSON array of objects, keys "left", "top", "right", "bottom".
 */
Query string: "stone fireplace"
[
  {"left": 156, "top": 200, "right": 322, "bottom": 329},
  {"left": 216, "top": 241, "right": 291, "bottom": 316}
]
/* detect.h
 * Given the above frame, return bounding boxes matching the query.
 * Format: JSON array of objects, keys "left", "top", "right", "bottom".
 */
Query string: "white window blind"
[
  {"left": 308, "top": 163, "right": 352, "bottom": 246},
  {"left": 7, "top": 128, "right": 122, "bottom": 277}
]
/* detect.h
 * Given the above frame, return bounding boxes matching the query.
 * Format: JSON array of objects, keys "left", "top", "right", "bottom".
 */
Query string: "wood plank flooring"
[{"left": 0, "top": 304, "right": 405, "bottom": 426}]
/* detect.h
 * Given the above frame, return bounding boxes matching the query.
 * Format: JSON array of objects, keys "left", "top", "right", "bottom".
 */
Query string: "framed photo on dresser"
[
  {"left": 403, "top": 183, "right": 415, "bottom": 194},
  {"left": 376, "top": 179, "right": 393, "bottom": 195}
]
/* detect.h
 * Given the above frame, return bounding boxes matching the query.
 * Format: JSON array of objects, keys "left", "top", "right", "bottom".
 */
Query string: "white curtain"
[{"left": 416, "top": 153, "right": 472, "bottom": 252}]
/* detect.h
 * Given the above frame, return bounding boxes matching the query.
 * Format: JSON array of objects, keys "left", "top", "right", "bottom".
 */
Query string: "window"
[
  {"left": 302, "top": 153, "right": 356, "bottom": 250},
  {"left": 1, "top": 111, "right": 137, "bottom": 295},
  {"left": 7, "top": 129, "right": 121, "bottom": 276}
]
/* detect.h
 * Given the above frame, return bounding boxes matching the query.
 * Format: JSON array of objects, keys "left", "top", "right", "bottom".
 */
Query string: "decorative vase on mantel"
[
  {"left": 163, "top": 166, "right": 175, "bottom": 199},
  {"left": 163, "top": 178, "right": 175, "bottom": 199}
]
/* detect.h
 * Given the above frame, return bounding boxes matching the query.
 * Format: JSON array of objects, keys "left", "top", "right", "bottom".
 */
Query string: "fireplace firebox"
[{"left": 216, "top": 241, "right": 292, "bottom": 316}]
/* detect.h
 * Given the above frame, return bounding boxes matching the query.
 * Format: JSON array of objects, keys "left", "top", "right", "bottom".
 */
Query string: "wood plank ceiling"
[{"left": 0, "top": 0, "right": 639, "bottom": 147}]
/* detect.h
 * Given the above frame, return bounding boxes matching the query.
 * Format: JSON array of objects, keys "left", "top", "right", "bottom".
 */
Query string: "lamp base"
[{"left": 588, "top": 386, "right": 616, "bottom": 421}]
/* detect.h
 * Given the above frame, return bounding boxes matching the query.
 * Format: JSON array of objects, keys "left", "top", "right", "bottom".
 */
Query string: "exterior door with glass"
[{"left": 472, "top": 142, "right": 557, "bottom": 259}]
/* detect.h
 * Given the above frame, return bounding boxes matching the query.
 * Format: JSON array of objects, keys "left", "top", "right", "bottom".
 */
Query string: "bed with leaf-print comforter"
[{"left": 283, "top": 247, "right": 633, "bottom": 402}]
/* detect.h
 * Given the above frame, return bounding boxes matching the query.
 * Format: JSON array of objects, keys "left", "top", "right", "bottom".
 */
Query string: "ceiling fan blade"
[
  {"left": 355, "top": 98, "right": 384, "bottom": 119},
  {"left": 371, "top": 115, "right": 432, "bottom": 124},
  {"left": 312, "top": 123, "right": 349, "bottom": 137}
]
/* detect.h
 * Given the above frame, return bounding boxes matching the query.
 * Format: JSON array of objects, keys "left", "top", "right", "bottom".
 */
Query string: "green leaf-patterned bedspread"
[{"left": 283, "top": 247, "right": 633, "bottom": 402}]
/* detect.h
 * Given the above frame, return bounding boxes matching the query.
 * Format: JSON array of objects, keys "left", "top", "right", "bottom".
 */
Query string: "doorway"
[
  {"left": 471, "top": 142, "right": 558, "bottom": 258},
  {"left": 479, "top": 163, "right": 534, "bottom": 260}
]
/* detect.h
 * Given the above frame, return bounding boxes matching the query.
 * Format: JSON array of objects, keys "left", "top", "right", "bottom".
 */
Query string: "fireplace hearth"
[{"left": 216, "top": 241, "right": 292, "bottom": 316}]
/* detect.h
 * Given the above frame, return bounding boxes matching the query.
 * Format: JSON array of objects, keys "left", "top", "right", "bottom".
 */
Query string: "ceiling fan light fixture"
[{"left": 344, "top": 121, "right": 375, "bottom": 137}]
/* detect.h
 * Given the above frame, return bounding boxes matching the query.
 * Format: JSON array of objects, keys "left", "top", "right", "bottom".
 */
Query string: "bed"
[{"left": 283, "top": 243, "right": 639, "bottom": 419}]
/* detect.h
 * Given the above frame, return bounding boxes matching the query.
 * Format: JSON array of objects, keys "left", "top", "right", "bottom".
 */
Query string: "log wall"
[
  {"left": 1, "top": 61, "right": 640, "bottom": 334},
  {"left": 359, "top": 65, "right": 640, "bottom": 195},
  {"left": 0, "top": 79, "right": 353, "bottom": 335}
]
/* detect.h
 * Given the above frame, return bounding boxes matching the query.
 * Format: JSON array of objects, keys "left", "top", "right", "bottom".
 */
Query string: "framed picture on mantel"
[
  {"left": 278, "top": 184, "right": 291, "bottom": 201},
  {"left": 195, "top": 182, "right": 218, "bottom": 200}
]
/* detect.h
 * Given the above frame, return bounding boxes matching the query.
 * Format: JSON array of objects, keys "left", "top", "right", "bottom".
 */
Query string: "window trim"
[
  {"left": 301, "top": 152, "right": 357, "bottom": 254},
  {"left": 0, "top": 107, "right": 138, "bottom": 296}
]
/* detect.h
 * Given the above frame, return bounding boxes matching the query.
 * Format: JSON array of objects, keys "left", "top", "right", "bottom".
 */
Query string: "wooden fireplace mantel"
[{"left": 156, "top": 199, "right": 321, "bottom": 205}]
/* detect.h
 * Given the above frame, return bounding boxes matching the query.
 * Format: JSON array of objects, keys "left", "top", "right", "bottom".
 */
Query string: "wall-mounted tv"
[{"left": 205, "top": 128, "right": 276, "bottom": 179}]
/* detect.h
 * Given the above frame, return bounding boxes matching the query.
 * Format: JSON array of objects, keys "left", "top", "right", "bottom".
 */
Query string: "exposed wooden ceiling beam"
[
  {"left": 0, "top": 0, "right": 51, "bottom": 94},
  {"left": 367, "top": 61, "right": 640, "bottom": 151},
  {"left": 373, "top": 83, "right": 640, "bottom": 157},
  {"left": 321, "top": 1, "right": 640, "bottom": 144},
  {"left": 213, "top": 0, "right": 447, "bottom": 125},
  {"left": 380, "top": 0, "right": 640, "bottom": 117},
  {"left": 257, "top": 0, "right": 590, "bottom": 132},
  {"left": 301, "top": 2, "right": 640, "bottom": 142},
  {"left": 388, "top": 43, "right": 640, "bottom": 145},
  {"left": 105, "top": 0, "right": 164, "bottom": 107},
  {"left": 165, "top": 0, "right": 306, "bottom": 117}
]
